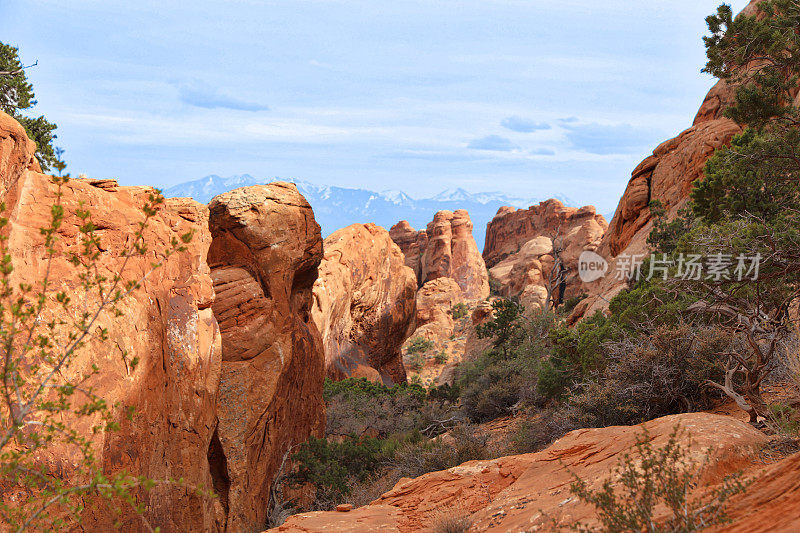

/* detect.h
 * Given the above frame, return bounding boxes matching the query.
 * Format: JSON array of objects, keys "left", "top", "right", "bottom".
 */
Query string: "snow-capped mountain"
[{"left": 164, "top": 174, "right": 573, "bottom": 251}]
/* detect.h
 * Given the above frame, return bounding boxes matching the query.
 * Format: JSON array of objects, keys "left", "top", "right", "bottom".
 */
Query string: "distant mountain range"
[{"left": 164, "top": 174, "right": 575, "bottom": 251}]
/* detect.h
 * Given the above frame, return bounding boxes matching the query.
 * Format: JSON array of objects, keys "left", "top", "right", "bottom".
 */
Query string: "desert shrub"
[
  {"left": 434, "top": 351, "right": 449, "bottom": 364},
  {"left": 509, "top": 406, "right": 584, "bottom": 454},
  {"left": 476, "top": 299, "right": 524, "bottom": 355},
  {"left": 559, "top": 292, "right": 587, "bottom": 316},
  {"left": 293, "top": 425, "right": 491, "bottom": 511},
  {"left": 324, "top": 377, "right": 454, "bottom": 438},
  {"left": 458, "top": 309, "right": 557, "bottom": 422},
  {"left": 323, "top": 376, "right": 426, "bottom": 401},
  {"left": 291, "top": 435, "right": 390, "bottom": 507},
  {"left": 766, "top": 404, "right": 800, "bottom": 436},
  {"left": 430, "top": 506, "right": 473, "bottom": 533},
  {"left": 458, "top": 355, "right": 540, "bottom": 422},
  {"left": 452, "top": 303, "right": 469, "bottom": 320},
  {"left": 404, "top": 352, "right": 425, "bottom": 371},
  {"left": 407, "top": 336, "right": 434, "bottom": 354},
  {"left": 567, "top": 426, "right": 748, "bottom": 532},
  {"left": 386, "top": 424, "right": 491, "bottom": 479},
  {"left": 566, "top": 323, "right": 728, "bottom": 427}
]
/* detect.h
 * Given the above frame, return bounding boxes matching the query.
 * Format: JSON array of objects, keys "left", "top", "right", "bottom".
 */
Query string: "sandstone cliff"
[
  {"left": 208, "top": 183, "right": 326, "bottom": 531},
  {"left": 0, "top": 111, "right": 328, "bottom": 532},
  {"left": 311, "top": 223, "right": 417, "bottom": 384},
  {"left": 482, "top": 200, "right": 606, "bottom": 310},
  {"left": 0, "top": 111, "right": 224, "bottom": 531},
  {"left": 573, "top": 0, "right": 765, "bottom": 320},
  {"left": 390, "top": 210, "right": 489, "bottom": 301}
]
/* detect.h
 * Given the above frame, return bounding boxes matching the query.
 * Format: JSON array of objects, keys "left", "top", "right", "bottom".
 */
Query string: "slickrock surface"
[
  {"left": 270, "top": 413, "right": 769, "bottom": 532},
  {"left": 391, "top": 210, "right": 489, "bottom": 301},
  {"left": 312, "top": 223, "right": 417, "bottom": 384},
  {"left": 208, "top": 183, "right": 327, "bottom": 532}
]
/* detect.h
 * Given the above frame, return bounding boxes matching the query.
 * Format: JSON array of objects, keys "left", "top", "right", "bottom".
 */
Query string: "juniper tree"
[{"left": 0, "top": 42, "right": 58, "bottom": 171}]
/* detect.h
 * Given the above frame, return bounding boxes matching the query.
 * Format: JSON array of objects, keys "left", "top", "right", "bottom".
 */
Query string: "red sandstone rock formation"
[
  {"left": 269, "top": 413, "right": 772, "bottom": 532},
  {"left": 208, "top": 183, "right": 326, "bottom": 532},
  {"left": 0, "top": 111, "right": 225, "bottom": 531},
  {"left": 573, "top": 1, "right": 765, "bottom": 320},
  {"left": 2, "top": 111, "right": 330, "bottom": 532},
  {"left": 390, "top": 210, "right": 489, "bottom": 301},
  {"left": 482, "top": 200, "right": 606, "bottom": 310},
  {"left": 409, "top": 278, "right": 464, "bottom": 344},
  {"left": 388, "top": 220, "right": 427, "bottom": 281},
  {"left": 311, "top": 223, "right": 417, "bottom": 385}
]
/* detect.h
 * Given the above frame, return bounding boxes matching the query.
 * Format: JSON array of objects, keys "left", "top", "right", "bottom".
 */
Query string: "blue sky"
[{"left": 0, "top": 0, "right": 750, "bottom": 215}]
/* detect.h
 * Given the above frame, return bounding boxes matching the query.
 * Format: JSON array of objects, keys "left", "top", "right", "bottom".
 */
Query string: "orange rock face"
[
  {"left": 390, "top": 210, "right": 489, "bottom": 301},
  {"left": 270, "top": 413, "right": 769, "bottom": 532},
  {"left": 388, "top": 220, "right": 427, "bottom": 281},
  {"left": 0, "top": 112, "right": 225, "bottom": 531},
  {"left": 410, "top": 278, "right": 463, "bottom": 343},
  {"left": 208, "top": 183, "right": 326, "bottom": 532},
  {"left": 2, "top": 111, "right": 331, "bottom": 532},
  {"left": 312, "top": 223, "right": 417, "bottom": 385},
  {"left": 483, "top": 199, "right": 606, "bottom": 268},
  {"left": 600, "top": 117, "right": 740, "bottom": 258},
  {"left": 482, "top": 200, "right": 606, "bottom": 310}
]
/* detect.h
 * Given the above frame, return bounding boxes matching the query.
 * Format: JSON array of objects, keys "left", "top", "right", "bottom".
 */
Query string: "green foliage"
[
  {"left": 323, "top": 377, "right": 426, "bottom": 402},
  {"left": 767, "top": 403, "right": 800, "bottom": 435},
  {"left": 647, "top": 200, "right": 696, "bottom": 254},
  {"left": 559, "top": 292, "right": 587, "bottom": 316},
  {"left": 703, "top": 1, "right": 800, "bottom": 129},
  {"left": 476, "top": 299, "right": 523, "bottom": 355},
  {"left": 0, "top": 42, "right": 58, "bottom": 170},
  {"left": 434, "top": 351, "right": 449, "bottom": 365},
  {"left": 385, "top": 425, "right": 490, "bottom": 478},
  {"left": 567, "top": 324, "right": 728, "bottom": 427},
  {"left": 0, "top": 176, "right": 197, "bottom": 531},
  {"left": 292, "top": 424, "right": 490, "bottom": 511},
  {"left": 693, "top": 128, "right": 800, "bottom": 225},
  {"left": 451, "top": 303, "right": 468, "bottom": 320},
  {"left": 405, "top": 352, "right": 424, "bottom": 371},
  {"left": 458, "top": 311, "right": 556, "bottom": 421},
  {"left": 568, "top": 426, "right": 748, "bottom": 532},
  {"left": 407, "top": 336, "right": 434, "bottom": 354},
  {"left": 291, "top": 435, "right": 388, "bottom": 504}
]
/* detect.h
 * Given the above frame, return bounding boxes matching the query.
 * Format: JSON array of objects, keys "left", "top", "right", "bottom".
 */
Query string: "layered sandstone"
[
  {"left": 2, "top": 110, "right": 331, "bottom": 532},
  {"left": 208, "top": 183, "right": 326, "bottom": 532},
  {"left": 0, "top": 111, "right": 225, "bottom": 531},
  {"left": 390, "top": 210, "right": 489, "bottom": 301},
  {"left": 483, "top": 201, "right": 606, "bottom": 310},
  {"left": 312, "top": 223, "right": 417, "bottom": 384},
  {"left": 270, "top": 413, "right": 772, "bottom": 532}
]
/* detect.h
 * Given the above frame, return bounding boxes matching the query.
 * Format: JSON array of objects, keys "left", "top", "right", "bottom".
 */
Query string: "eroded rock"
[{"left": 312, "top": 223, "right": 417, "bottom": 384}]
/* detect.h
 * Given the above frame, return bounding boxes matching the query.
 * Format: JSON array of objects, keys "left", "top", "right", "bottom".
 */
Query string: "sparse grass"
[
  {"left": 430, "top": 505, "right": 473, "bottom": 533},
  {"left": 435, "top": 351, "right": 449, "bottom": 364}
]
